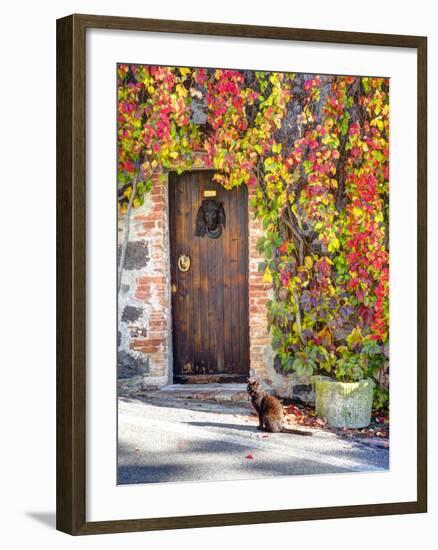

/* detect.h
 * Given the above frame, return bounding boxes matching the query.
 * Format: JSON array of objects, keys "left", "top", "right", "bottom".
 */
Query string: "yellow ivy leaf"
[
  {"left": 304, "top": 256, "right": 313, "bottom": 269},
  {"left": 346, "top": 327, "right": 363, "bottom": 349},
  {"left": 176, "top": 84, "right": 188, "bottom": 98},
  {"left": 317, "top": 326, "right": 333, "bottom": 345},
  {"left": 328, "top": 237, "right": 340, "bottom": 253},
  {"left": 375, "top": 211, "right": 384, "bottom": 223},
  {"left": 263, "top": 268, "right": 272, "bottom": 283}
]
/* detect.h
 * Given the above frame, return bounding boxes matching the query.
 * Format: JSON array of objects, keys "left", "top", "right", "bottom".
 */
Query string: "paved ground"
[{"left": 117, "top": 395, "right": 389, "bottom": 485}]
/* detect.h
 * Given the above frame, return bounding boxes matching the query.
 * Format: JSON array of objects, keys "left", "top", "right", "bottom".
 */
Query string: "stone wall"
[{"left": 118, "top": 174, "right": 171, "bottom": 388}]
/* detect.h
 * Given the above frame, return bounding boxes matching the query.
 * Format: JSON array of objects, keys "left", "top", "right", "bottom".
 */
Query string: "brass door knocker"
[{"left": 177, "top": 254, "right": 191, "bottom": 272}]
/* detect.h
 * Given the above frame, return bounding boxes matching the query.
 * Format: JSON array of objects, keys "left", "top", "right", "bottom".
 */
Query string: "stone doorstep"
[
  {"left": 140, "top": 383, "right": 249, "bottom": 403},
  {"left": 118, "top": 375, "right": 144, "bottom": 397}
]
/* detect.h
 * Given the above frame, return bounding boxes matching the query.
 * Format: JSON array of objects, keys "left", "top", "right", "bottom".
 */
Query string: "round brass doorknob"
[{"left": 177, "top": 254, "right": 191, "bottom": 272}]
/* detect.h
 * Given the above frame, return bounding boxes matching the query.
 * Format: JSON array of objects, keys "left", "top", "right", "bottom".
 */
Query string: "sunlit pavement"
[{"left": 117, "top": 395, "right": 389, "bottom": 485}]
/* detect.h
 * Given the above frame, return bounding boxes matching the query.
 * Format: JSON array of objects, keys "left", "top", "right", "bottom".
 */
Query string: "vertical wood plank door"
[{"left": 169, "top": 171, "right": 249, "bottom": 383}]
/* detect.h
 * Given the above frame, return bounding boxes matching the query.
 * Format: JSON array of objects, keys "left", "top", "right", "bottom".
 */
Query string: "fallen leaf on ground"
[
  {"left": 246, "top": 453, "right": 254, "bottom": 460},
  {"left": 241, "top": 401, "right": 389, "bottom": 442}
]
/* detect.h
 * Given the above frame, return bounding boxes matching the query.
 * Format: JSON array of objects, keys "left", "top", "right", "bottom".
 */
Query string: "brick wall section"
[
  {"left": 247, "top": 186, "right": 274, "bottom": 382},
  {"left": 131, "top": 176, "right": 171, "bottom": 382}
]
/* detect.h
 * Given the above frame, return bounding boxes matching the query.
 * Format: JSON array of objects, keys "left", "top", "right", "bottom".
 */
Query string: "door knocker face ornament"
[
  {"left": 177, "top": 254, "right": 191, "bottom": 272},
  {"left": 194, "top": 199, "right": 226, "bottom": 239}
]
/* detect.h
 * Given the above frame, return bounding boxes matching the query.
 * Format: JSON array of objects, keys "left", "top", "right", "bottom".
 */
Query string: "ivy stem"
[
  {"left": 283, "top": 204, "right": 305, "bottom": 265},
  {"left": 292, "top": 290, "right": 306, "bottom": 346},
  {"left": 117, "top": 158, "right": 142, "bottom": 294}
]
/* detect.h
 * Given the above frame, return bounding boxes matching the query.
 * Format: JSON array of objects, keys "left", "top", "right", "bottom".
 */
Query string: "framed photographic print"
[{"left": 56, "top": 14, "right": 427, "bottom": 535}]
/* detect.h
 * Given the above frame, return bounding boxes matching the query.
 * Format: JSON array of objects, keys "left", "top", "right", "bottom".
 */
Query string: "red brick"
[
  {"left": 137, "top": 346, "right": 160, "bottom": 354},
  {"left": 147, "top": 331, "right": 167, "bottom": 339},
  {"left": 250, "top": 306, "right": 266, "bottom": 314},
  {"left": 250, "top": 291, "right": 270, "bottom": 298},
  {"left": 249, "top": 284, "right": 271, "bottom": 291},
  {"left": 250, "top": 300, "right": 268, "bottom": 308},
  {"left": 149, "top": 321, "right": 167, "bottom": 329},
  {"left": 145, "top": 283, "right": 166, "bottom": 290},
  {"left": 137, "top": 276, "right": 165, "bottom": 284},
  {"left": 140, "top": 212, "right": 163, "bottom": 221},
  {"left": 250, "top": 338, "right": 270, "bottom": 346},
  {"left": 130, "top": 338, "right": 162, "bottom": 348},
  {"left": 149, "top": 313, "right": 168, "bottom": 321},
  {"left": 250, "top": 344, "right": 268, "bottom": 352},
  {"left": 135, "top": 292, "right": 151, "bottom": 301},
  {"left": 139, "top": 221, "right": 158, "bottom": 230}
]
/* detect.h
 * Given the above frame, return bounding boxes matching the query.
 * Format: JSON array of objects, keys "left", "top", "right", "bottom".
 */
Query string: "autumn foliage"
[{"left": 118, "top": 65, "right": 389, "bottom": 407}]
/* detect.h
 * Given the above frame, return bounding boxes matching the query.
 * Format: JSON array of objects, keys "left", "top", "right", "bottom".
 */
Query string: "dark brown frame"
[{"left": 57, "top": 13, "right": 427, "bottom": 535}]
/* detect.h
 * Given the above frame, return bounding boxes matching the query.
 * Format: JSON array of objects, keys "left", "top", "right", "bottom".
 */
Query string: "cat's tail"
[{"left": 281, "top": 426, "right": 313, "bottom": 436}]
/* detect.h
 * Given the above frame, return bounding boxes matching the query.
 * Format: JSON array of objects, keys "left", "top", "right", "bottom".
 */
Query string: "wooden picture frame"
[{"left": 56, "top": 13, "right": 427, "bottom": 535}]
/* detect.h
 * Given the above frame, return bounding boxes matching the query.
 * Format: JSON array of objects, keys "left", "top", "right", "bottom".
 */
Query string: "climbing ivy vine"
[{"left": 118, "top": 64, "right": 389, "bottom": 407}]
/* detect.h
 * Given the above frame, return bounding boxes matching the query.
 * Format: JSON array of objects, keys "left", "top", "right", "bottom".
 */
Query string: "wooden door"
[{"left": 169, "top": 170, "right": 249, "bottom": 383}]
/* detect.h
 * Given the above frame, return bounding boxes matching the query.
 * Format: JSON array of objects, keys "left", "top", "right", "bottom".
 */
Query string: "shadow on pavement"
[
  {"left": 119, "top": 395, "right": 251, "bottom": 415},
  {"left": 186, "top": 420, "right": 258, "bottom": 433},
  {"left": 118, "top": 462, "right": 194, "bottom": 485}
]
